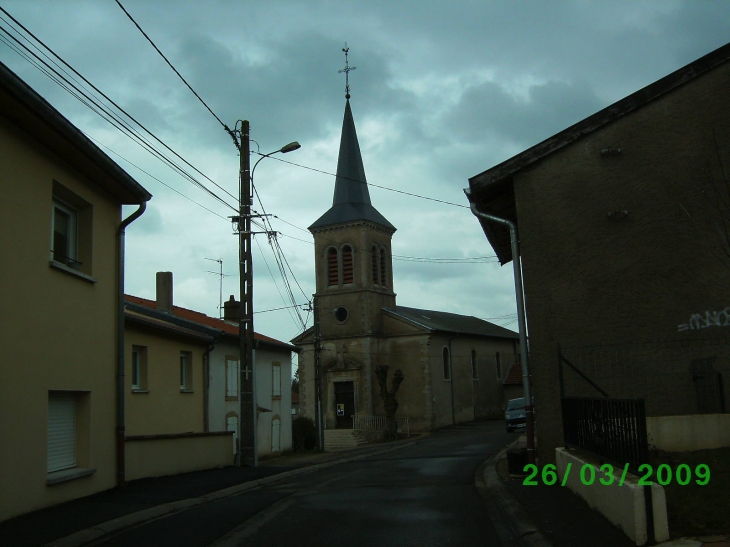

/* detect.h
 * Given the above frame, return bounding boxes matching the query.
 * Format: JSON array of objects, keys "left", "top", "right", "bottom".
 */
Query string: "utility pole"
[
  {"left": 313, "top": 298, "right": 324, "bottom": 450},
  {"left": 237, "top": 120, "right": 257, "bottom": 467}
]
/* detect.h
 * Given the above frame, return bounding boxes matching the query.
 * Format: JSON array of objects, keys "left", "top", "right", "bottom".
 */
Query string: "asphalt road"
[{"left": 93, "top": 421, "right": 514, "bottom": 547}]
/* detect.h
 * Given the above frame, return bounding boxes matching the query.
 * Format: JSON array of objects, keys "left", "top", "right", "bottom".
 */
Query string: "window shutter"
[
  {"left": 380, "top": 248, "right": 387, "bottom": 287},
  {"left": 48, "top": 393, "right": 76, "bottom": 472},
  {"left": 327, "top": 248, "right": 338, "bottom": 286},
  {"left": 371, "top": 246, "right": 379, "bottom": 284},
  {"left": 226, "top": 359, "right": 238, "bottom": 397},
  {"left": 342, "top": 246, "right": 353, "bottom": 284},
  {"left": 272, "top": 365, "right": 281, "bottom": 397}
]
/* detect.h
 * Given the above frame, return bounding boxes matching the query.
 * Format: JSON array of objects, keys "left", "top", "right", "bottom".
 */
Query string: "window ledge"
[
  {"left": 49, "top": 260, "right": 97, "bottom": 283},
  {"left": 225, "top": 396, "right": 238, "bottom": 401},
  {"left": 47, "top": 467, "right": 96, "bottom": 485},
  {"left": 180, "top": 389, "right": 194, "bottom": 393},
  {"left": 131, "top": 389, "right": 149, "bottom": 394},
  {"left": 272, "top": 395, "right": 282, "bottom": 400}
]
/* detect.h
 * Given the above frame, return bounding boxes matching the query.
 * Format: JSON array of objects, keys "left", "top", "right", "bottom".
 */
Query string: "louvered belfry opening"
[
  {"left": 380, "top": 248, "right": 387, "bottom": 287},
  {"left": 327, "top": 247, "right": 339, "bottom": 286},
  {"left": 342, "top": 245, "right": 354, "bottom": 284},
  {"left": 371, "top": 245, "right": 379, "bottom": 285}
]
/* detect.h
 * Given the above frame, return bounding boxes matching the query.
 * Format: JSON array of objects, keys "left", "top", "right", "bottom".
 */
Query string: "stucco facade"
[
  {"left": 468, "top": 44, "right": 730, "bottom": 463},
  {"left": 0, "top": 62, "right": 150, "bottom": 521}
]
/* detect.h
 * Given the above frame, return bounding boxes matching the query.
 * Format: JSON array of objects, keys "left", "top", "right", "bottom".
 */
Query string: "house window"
[
  {"left": 51, "top": 199, "right": 78, "bottom": 269},
  {"left": 180, "top": 351, "right": 192, "bottom": 391},
  {"left": 226, "top": 358, "right": 239, "bottom": 399},
  {"left": 47, "top": 390, "right": 91, "bottom": 482},
  {"left": 272, "top": 363, "right": 282, "bottom": 397},
  {"left": 443, "top": 347, "right": 451, "bottom": 380},
  {"left": 380, "top": 248, "right": 387, "bottom": 287},
  {"left": 48, "top": 392, "right": 77, "bottom": 472},
  {"left": 495, "top": 352, "right": 502, "bottom": 379},
  {"left": 471, "top": 350, "right": 478, "bottom": 379},
  {"left": 342, "top": 245, "right": 354, "bottom": 284},
  {"left": 50, "top": 182, "right": 93, "bottom": 277},
  {"left": 327, "top": 247, "right": 338, "bottom": 286},
  {"left": 226, "top": 414, "right": 238, "bottom": 455},
  {"left": 371, "top": 245, "right": 379, "bottom": 285},
  {"left": 131, "top": 346, "right": 147, "bottom": 391},
  {"left": 271, "top": 417, "right": 281, "bottom": 453}
]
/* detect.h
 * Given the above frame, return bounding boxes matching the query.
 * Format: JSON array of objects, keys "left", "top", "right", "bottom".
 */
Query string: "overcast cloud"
[{"left": 3, "top": 0, "right": 729, "bottom": 362}]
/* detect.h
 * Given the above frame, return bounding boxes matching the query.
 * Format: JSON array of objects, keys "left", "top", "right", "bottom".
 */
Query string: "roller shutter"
[{"left": 48, "top": 393, "right": 76, "bottom": 472}]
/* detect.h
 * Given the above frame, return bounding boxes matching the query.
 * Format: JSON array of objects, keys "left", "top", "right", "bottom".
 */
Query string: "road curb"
[
  {"left": 480, "top": 438, "right": 553, "bottom": 547},
  {"left": 43, "top": 440, "right": 417, "bottom": 547}
]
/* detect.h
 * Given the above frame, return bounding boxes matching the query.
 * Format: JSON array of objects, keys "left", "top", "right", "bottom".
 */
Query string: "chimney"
[
  {"left": 223, "top": 294, "right": 240, "bottom": 323},
  {"left": 156, "top": 271, "right": 173, "bottom": 313}
]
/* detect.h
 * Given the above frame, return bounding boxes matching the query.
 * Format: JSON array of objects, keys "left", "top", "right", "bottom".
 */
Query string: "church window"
[
  {"left": 471, "top": 350, "right": 478, "bottom": 379},
  {"left": 495, "top": 352, "right": 502, "bottom": 379},
  {"left": 442, "top": 347, "right": 450, "bottom": 380},
  {"left": 334, "top": 306, "right": 349, "bottom": 323},
  {"left": 327, "top": 247, "right": 338, "bottom": 286},
  {"left": 371, "top": 245, "right": 379, "bottom": 285},
  {"left": 342, "top": 245, "right": 354, "bottom": 284},
  {"left": 380, "top": 248, "right": 387, "bottom": 287}
]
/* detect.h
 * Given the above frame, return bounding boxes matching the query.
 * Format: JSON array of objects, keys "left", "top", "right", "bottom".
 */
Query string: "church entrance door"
[{"left": 334, "top": 381, "right": 355, "bottom": 429}]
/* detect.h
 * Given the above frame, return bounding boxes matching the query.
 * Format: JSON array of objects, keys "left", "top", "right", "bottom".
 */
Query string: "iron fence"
[
  {"left": 561, "top": 396, "right": 648, "bottom": 472},
  {"left": 352, "top": 415, "right": 410, "bottom": 436}
]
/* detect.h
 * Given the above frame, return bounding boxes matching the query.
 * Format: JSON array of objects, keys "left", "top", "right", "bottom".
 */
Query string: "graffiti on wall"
[{"left": 678, "top": 307, "right": 730, "bottom": 331}]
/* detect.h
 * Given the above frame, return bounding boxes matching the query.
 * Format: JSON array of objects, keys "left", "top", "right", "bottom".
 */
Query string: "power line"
[
  {"left": 85, "top": 133, "right": 230, "bottom": 220},
  {"left": 114, "top": 0, "right": 237, "bottom": 144},
  {"left": 264, "top": 153, "right": 470, "bottom": 209},
  {"left": 0, "top": 6, "right": 238, "bottom": 208}
]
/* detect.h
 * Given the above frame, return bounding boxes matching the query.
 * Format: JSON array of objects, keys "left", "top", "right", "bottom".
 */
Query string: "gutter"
[
  {"left": 116, "top": 202, "right": 147, "bottom": 488},
  {"left": 464, "top": 189, "right": 535, "bottom": 465}
]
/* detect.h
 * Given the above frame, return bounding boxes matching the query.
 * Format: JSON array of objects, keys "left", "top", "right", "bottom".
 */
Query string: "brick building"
[{"left": 466, "top": 43, "right": 730, "bottom": 463}]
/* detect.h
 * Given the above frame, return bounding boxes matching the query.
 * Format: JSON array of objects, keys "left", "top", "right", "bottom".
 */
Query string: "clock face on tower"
[{"left": 334, "top": 306, "right": 349, "bottom": 323}]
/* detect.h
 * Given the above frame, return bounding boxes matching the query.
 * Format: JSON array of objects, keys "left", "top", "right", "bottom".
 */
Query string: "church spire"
[{"left": 309, "top": 46, "right": 395, "bottom": 232}]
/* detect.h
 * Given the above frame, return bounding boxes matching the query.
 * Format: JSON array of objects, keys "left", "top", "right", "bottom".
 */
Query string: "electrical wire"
[
  {"left": 115, "top": 0, "right": 233, "bottom": 136},
  {"left": 0, "top": 7, "right": 238, "bottom": 208},
  {"left": 264, "top": 153, "right": 470, "bottom": 209}
]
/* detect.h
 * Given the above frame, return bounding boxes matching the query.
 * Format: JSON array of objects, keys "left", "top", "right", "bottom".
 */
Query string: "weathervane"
[{"left": 338, "top": 43, "right": 356, "bottom": 99}]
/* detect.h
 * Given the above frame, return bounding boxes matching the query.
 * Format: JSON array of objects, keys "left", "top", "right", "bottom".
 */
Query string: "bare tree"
[{"left": 375, "top": 365, "right": 404, "bottom": 441}]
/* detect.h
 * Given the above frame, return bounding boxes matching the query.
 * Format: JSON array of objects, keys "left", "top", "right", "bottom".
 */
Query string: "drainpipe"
[
  {"left": 116, "top": 202, "right": 146, "bottom": 488},
  {"left": 447, "top": 335, "right": 458, "bottom": 426},
  {"left": 464, "top": 189, "right": 535, "bottom": 465}
]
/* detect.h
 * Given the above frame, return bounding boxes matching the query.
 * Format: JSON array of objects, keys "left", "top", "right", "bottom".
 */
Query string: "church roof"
[
  {"left": 383, "top": 306, "right": 519, "bottom": 339},
  {"left": 309, "top": 100, "right": 395, "bottom": 232}
]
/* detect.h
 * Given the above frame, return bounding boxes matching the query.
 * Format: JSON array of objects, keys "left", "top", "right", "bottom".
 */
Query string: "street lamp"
[{"left": 236, "top": 121, "right": 299, "bottom": 467}]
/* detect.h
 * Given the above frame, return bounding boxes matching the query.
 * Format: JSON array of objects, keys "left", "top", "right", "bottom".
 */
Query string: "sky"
[{"left": 2, "top": 0, "right": 730, "bottom": 364}]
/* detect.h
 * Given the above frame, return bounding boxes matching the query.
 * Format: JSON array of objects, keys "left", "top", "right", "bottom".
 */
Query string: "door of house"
[{"left": 334, "top": 381, "right": 355, "bottom": 429}]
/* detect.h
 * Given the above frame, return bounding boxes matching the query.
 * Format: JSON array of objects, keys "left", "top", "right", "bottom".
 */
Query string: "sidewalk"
[
  {"left": 485, "top": 434, "right": 730, "bottom": 547},
  {"left": 0, "top": 437, "right": 421, "bottom": 547}
]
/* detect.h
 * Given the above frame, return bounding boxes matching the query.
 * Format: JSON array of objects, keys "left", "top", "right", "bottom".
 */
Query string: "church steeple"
[
  {"left": 309, "top": 45, "right": 394, "bottom": 232},
  {"left": 309, "top": 100, "right": 395, "bottom": 231}
]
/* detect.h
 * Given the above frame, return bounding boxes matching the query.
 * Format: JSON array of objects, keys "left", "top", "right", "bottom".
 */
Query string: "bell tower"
[{"left": 309, "top": 54, "right": 396, "bottom": 337}]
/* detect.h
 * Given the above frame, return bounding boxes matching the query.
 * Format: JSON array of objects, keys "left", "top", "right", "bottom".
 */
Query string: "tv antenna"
[{"left": 204, "top": 258, "right": 233, "bottom": 318}]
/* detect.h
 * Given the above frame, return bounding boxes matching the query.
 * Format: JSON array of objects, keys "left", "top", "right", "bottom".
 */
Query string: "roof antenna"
[
  {"left": 338, "top": 43, "right": 356, "bottom": 100},
  {"left": 204, "top": 258, "right": 232, "bottom": 318}
]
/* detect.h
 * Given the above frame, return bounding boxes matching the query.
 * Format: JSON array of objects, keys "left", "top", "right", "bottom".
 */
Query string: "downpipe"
[
  {"left": 464, "top": 189, "right": 535, "bottom": 465},
  {"left": 116, "top": 202, "right": 147, "bottom": 487}
]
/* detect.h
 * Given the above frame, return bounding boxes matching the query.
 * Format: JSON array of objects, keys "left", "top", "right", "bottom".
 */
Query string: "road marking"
[{"left": 206, "top": 495, "right": 297, "bottom": 547}]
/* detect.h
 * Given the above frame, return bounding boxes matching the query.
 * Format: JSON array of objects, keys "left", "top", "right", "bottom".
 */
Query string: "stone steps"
[{"left": 323, "top": 429, "right": 369, "bottom": 451}]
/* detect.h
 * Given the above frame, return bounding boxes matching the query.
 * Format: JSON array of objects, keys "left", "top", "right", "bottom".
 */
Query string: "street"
[{"left": 91, "top": 421, "right": 513, "bottom": 547}]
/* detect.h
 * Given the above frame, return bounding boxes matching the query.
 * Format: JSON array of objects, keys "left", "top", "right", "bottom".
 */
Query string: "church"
[{"left": 293, "top": 80, "right": 521, "bottom": 434}]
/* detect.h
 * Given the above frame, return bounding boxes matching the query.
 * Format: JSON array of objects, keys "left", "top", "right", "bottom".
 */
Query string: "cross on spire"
[{"left": 338, "top": 43, "right": 356, "bottom": 100}]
